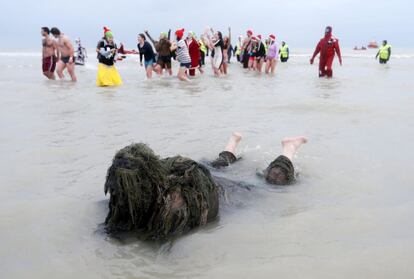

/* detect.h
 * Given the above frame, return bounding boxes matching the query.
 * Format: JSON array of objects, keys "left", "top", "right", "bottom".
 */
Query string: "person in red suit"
[
  {"left": 310, "top": 26, "right": 342, "bottom": 78},
  {"left": 187, "top": 32, "right": 202, "bottom": 76}
]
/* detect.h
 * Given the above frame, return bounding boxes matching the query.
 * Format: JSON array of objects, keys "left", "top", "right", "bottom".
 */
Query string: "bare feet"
[
  {"left": 281, "top": 136, "right": 308, "bottom": 160},
  {"left": 282, "top": 136, "right": 308, "bottom": 147},
  {"left": 231, "top": 132, "right": 242, "bottom": 142},
  {"left": 224, "top": 132, "right": 242, "bottom": 154}
]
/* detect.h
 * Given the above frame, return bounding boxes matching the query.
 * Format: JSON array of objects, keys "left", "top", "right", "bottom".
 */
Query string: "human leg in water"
[
  {"left": 281, "top": 136, "right": 308, "bottom": 161},
  {"left": 66, "top": 60, "right": 77, "bottom": 82},
  {"left": 211, "top": 132, "right": 242, "bottom": 168},
  {"left": 177, "top": 66, "right": 190, "bottom": 81},
  {"left": 270, "top": 59, "right": 277, "bottom": 74},
  {"left": 264, "top": 136, "right": 308, "bottom": 185},
  {"left": 324, "top": 55, "right": 335, "bottom": 78},
  {"left": 56, "top": 60, "right": 66, "bottom": 79}
]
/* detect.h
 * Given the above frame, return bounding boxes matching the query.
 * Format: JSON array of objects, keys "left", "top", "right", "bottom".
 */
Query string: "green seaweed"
[{"left": 104, "top": 143, "right": 219, "bottom": 240}]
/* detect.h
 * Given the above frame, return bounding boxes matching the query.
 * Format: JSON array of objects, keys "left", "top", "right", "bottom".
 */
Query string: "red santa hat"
[
  {"left": 269, "top": 34, "right": 276, "bottom": 41},
  {"left": 103, "top": 26, "right": 111, "bottom": 37},
  {"left": 257, "top": 34, "right": 262, "bottom": 40},
  {"left": 247, "top": 29, "right": 253, "bottom": 36},
  {"left": 175, "top": 28, "right": 185, "bottom": 40}
]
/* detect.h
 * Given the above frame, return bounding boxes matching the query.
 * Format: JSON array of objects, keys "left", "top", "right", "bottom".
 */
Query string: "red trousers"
[{"left": 318, "top": 55, "right": 334, "bottom": 77}]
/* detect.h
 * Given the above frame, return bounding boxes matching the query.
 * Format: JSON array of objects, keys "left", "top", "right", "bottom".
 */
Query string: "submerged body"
[{"left": 104, "top": 135, "right": 307, "bottom": 239}]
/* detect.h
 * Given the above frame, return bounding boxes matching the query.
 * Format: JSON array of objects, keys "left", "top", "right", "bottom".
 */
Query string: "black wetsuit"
[
  {"left": 242, "top": 40, "right": 252, "bottom": 68},
  {"left": 255, "top": 42, "right": 266, "bottom": 59}
]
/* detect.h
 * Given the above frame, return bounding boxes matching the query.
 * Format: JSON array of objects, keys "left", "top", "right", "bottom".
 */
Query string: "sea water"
[{"left": 0, "top": 49, "right": 413, "bottom": 278}]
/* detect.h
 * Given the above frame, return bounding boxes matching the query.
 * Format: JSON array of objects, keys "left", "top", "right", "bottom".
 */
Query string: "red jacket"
[
  {"left": 188, "top": 38, "right": 200, "bottom": 65},
  {"left": 311, "top": 32, "right": 342, "bottom": 62}
]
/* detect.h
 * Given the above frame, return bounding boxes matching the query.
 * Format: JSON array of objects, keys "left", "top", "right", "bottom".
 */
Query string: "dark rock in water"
[{"left": 104, "top": 143, "right": 219, "bottom": 240}]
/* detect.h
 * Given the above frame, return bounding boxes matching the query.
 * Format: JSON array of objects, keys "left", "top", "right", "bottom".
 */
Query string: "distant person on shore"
[
  {"left": 375, "top": 40, "right": 391, "bottom": 64},
  {"left": 50, "top": 27, "right": 77, "bottom": 82},
  {"left": 171, "top": 28, "right": 191, "bottom": 81},
  {"left": 41, "top": 27, "right": 56, "bottom": 80},
  {"left": 74, "top": 38, "right": 87, "bottom": 66},
  {"left": 279, "top": 41, "right": 289, "bottom": 62},
  {"left": 96, "top": 27, "right": 122, "bottom": 87},
  {"left": 310, "top": 26, "right": 342, "bottom": 78},
  {"left": 265, "top": 34, "right": 278, "bottom": 74}
]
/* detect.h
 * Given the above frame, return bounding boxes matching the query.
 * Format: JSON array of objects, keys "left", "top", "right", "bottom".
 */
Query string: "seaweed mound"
[{"left": 104, "top": 143, "right": 219, "bottom": 239}]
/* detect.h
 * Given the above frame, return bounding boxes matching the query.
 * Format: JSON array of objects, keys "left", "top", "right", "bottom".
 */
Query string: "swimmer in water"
[
  {"left": 204, "top": 27, "right": 224, "bottom": 77},
  {"left": 137, "top": 33, "right": 158, "bottom": 79},
  {"left": 145, "top": 29, "right": 173, "bottom": 76},
  {"left": 170, "top": 28, "right": 191, "bottom": 81},
  {"left": 253, "top": 35, "right": 266, "bottom": 73},
  {"left": 212, "top": 133, "right": 308, "bottom": 185},
  {"left": 41, "top": 27, "right": 56, "bottom": 80},
  {"left": 187, "top": 31, "right": 204, "bottom": 76},
  {"left": 221, "top": 27, "right": 231, "bottom": 75},
  {"left": 51, "top": 27, "right": 77, "bottom": 82},
  {"left": 96, "top": 27, "right": 122, "bottom": 87},
  {"left": 241, "top": 29, "right": 253, "bottom": 69},
  {"left": 265, "top": 34, "right": 278, "bottom": 74}
]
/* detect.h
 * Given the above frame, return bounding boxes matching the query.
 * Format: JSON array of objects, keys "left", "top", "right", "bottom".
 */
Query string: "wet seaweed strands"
[{"left": 104, "top": 143, "right": 219, "bottom": 240}]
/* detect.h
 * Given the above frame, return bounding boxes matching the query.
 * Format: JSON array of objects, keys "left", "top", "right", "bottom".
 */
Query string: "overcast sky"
[{"left": 3, "top": 0, "right": 413, "bottom": 50}]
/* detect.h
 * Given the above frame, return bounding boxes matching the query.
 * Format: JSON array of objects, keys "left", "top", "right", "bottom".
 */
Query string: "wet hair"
[
  {"left": 50, "top": 27, "right": 61, "bottom": 35},
  {"left": 217, "top": 31, "right": 223, "bottom": 41},
  {"left": 264, "top": 156, "right": 295, "bottom": 185},
  {"left": 138, "top": 33, "right": 146, "bottom": 40},
  {"left": 41, "top": 27, "right": 50, "bottom": 34}
]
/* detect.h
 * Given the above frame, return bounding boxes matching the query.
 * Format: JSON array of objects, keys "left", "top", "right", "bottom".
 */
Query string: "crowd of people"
[{"left": 41, "top": 26, "right": 391, "bottom": 86}]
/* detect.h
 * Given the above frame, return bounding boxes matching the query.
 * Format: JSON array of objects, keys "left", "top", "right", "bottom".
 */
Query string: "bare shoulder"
[{"left": 62, "top": 35, "right": 70, "bottom": 42}]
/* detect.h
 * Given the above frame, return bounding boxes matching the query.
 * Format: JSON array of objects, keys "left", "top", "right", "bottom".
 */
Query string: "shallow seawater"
[{"left": 0, "top": 49, "right": 414, "bottom": 279}]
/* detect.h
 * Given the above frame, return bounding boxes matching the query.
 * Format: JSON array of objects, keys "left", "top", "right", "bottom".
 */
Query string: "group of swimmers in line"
[
  {"left": 41, "top": 26, "right": 290, "bottom": 85},
  {"left": 41, "top": 26, "right": 392, "bottom": 85}
]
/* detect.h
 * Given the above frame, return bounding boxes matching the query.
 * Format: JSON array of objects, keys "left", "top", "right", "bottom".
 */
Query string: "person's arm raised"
[{"left": 144, "top": 30, "right": 156, "bottom": 45}]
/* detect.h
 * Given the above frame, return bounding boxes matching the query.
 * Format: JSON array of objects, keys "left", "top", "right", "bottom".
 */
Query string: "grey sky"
[{"left": 3, "top": 0, "right": 413, "bottom": 50}]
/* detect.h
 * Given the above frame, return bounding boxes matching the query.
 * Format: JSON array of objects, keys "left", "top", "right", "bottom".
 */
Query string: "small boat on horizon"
[
  {"left": 368, "top": 41, "right": 378, "bottom": 48},
  {"left": 353, "top": 46, "right": 367, "bottom": 51}
]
